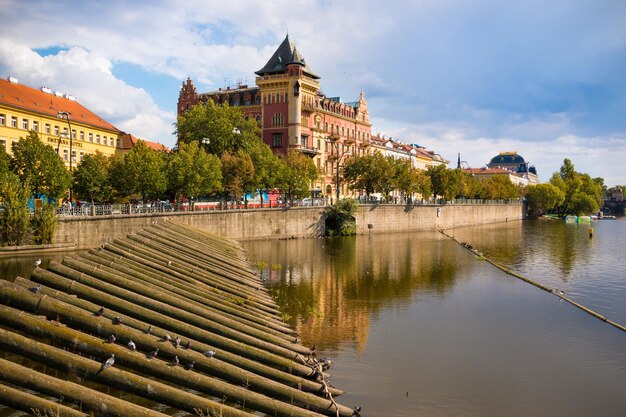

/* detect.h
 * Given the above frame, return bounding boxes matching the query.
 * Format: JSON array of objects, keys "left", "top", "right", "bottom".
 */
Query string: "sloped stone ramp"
[{"left": 0, "top": 219, "right": 355, "bottom": 417}]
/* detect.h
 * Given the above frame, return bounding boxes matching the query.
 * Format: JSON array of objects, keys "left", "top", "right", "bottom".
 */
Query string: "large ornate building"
[{"left": 179, "top": 35, "right": 445, "bottom": 200}]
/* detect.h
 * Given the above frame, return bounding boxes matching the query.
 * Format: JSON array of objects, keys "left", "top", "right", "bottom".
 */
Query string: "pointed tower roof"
[{"left": 255, "top": 35, "right": 319, "bottom": 79}]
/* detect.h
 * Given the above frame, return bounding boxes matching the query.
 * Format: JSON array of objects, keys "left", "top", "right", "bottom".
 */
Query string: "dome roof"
[{"left": 488, "top": 152, "right": 526, "bottom": 167}]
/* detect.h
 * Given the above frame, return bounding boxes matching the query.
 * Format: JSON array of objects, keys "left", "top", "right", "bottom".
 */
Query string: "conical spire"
[{"left": 255, "top": 35, "right": 319, "bottom": 79}]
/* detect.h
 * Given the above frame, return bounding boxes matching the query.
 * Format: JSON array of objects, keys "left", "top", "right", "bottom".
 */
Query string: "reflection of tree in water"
[
  {"left": 450, "top": 220, "right": 591, "bottom": 281},
  {"left": 246, "top": 233, "right": 459, "bottom": 353}
]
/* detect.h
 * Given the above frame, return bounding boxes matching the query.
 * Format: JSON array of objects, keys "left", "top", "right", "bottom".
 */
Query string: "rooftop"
[{"left": 0, "top": 77, "right": 120, "bottom": 132}]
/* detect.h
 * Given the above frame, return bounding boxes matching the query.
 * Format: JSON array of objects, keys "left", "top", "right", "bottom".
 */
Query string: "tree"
[
  {"left": 168, "top": 142, "right": 222, "bottom": 203},
  {"left": 176, "top": 101, "right": 262, "bottom": 156},
  {"left": 393, "top": 159, "right": 431, "bottom": 202},
  {"left": 343, "top": 151, "right": 388, "bottom": 201},
  {"left": 0, "top": 173, "right": 30, "bottom": 246},
  {"left": 524, "top": 183, "right": 565, "bottom": 216},
  {"left": 0, "top": 147, "right": 11, "bottom": 179},
  {"left": 247, "top": 140, "right": 282, "bottom": 205},
  {"left": 112, "top": 141, "right": 168, "bottom": 202},
  {"left": 479, "top": 175, "right": 519, "bottom": 200},
  {"left": 220, "top": 150, "right": 255, "bottom": 202},
  {"left": 10, "top": 131, "right": 71, "bottom": 199},
  {"left": 325, "top": 198, "right": 358, "bottom": 236},
  {"left": 549, "top": 159, "right": 603, "bottom": 216},
  {"left": 73, "top": 152, "right": 112, "bottom": 204},
  {"left": 426, "top": 165, "right": 459, "bottom": 201},
  {"left": 279, "top": 150, "right": 318, "bottom": 203}
]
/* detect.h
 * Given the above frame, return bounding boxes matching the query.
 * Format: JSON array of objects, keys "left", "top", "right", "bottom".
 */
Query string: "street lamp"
[{"left": 58, "top": 111, "right": 73, "bottom": 202}]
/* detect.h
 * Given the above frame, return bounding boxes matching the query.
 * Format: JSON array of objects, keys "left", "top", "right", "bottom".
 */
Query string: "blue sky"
[{"left": 1, "top": 0, "right": 625, "bottom": 185}]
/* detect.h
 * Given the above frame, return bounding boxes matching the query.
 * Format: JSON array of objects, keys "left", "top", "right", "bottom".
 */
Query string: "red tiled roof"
[
  {"left": 119, "top": 133, "right": 170, "bottom": 152},
  {"left": 462, "top": 167, "right": 512, "bottom": 175},
  {"left": 0, "top": 78, "right": 120, "bottom": 132}
]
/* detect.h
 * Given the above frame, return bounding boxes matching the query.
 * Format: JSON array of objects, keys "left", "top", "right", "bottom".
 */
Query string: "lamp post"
[
  {"left": 58, "top": 111, "right": 73, "bottom": 202},
  {"left": 330, "top": 137, "right": 348, "bottom": 203}
]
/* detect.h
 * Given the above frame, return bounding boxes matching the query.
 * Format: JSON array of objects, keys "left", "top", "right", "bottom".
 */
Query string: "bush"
[
  {"left": 0, "top": 174, "right": 31, "bottom": 246},
  {"left": 325, "top": 198, "right": 358, "bottom": 236},
  {"left": 31, "top": 201, "right": 58, "bottom": 244}
]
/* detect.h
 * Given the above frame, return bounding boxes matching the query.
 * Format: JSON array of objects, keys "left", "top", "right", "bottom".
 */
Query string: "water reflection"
[{"left": 247, "top": 232, "right": 459, "bottom": 352}]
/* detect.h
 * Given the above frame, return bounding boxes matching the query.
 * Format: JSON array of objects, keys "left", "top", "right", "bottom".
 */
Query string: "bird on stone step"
[
  {"left": 321, "top": 358, "right": 332, "bottom": 371},
  {"left": 161, "top": 334, "right": 171, "bottom": 342},
  {"left": 34, "top": 259, "right": 42, "bottom": 269},
  {"left": 104, "top": 334, "right": 116, "bottom": 344},
  {"left": 112, "top": 316, "right": 122, "bottom": 325},
  {"left": 353, "top": 405, "right": 362, "bottom": 416},
  {"left": 29, "top": 284, "right": 42, "bottom": 293},
  {"left": 203, "top": 350, "right": 216, "bottom": 358},
  {"left": 184, "top": 340, "right": 191, "bottom": 349},
  {"left": 174, "top": 336, "right": 181, "bottom": 349},
  {"left": 184, "top": 361, "right": 195, "bottom": 371},
  {"left": 98, "top": 354, "right": 115, "bottom": 373},
  {"left": 145, "top": 325, "right": 152, "bottom": 335},
  {"left": 147, "top": 348, "right": 159, "bottom": 359},
  {"left": 127, "top": 340, "right": 136, "bottom": 351},
  {"left": 94, "top": 306, "right": 105, "bottom": 317},
  {"left": 171, "top": 355, "right": 179, "bottom": 367}
]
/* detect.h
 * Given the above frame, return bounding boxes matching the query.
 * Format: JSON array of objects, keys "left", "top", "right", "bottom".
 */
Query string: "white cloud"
[{"left": 0, "top": 40, "right": 175, "bottom": 146}]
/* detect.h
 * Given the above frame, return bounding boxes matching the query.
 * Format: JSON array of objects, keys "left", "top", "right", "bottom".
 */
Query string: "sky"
[{"left": 1, "top": 0, "right": 625, "bottom": 186}]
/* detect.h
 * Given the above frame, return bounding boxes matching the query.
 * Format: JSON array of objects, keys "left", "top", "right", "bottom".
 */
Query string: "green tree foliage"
[
  {"left": 31, "top": 201, "right": 58, "bottom": 244},
  {"left": 325, "top": 198, "right": 358, "bottom": 236},
  {"left": 392, "top": 158, "right": 432, "bottom": 201},
  {"left": 0, "top": 148, "right": 11, "bottom": 179},
  {"left": 247, "top": 140, "right": 283, "bottom": 204},
  {"left": 73, "top": 152, "right": 112, "bottom": 204},
  {"left": 0, "top": 173, "right": 31, "bottom": 246},
  {"left": 279, "top": 150, "right": 318, "bottom": 203},
  {"left": 176, "top": 101, "right": 262, "bottom": 156},
  {"left": 549, "top": 158, "right": 603, "bottom": 216},
  {"left": 10, "top": 131, "right": 71, "bottom": 199},
  {"left": 426, "top": 164, "right": 459, "bottom": 201},
  {"left": 342, "top": 151, "right": 389, "bottom": 200},
  {"left": 111, "top": 141, "right": 168, "bottom": 202},
  {"left": 221, "top": 150, "right": 255, "bottom": 201},
  {"left": 168, "top": 142, "right": 222, "bottom": 203},
  {"left": 524, "top": 183, "right": 565, "bottom": 216},
  {"left": 478, "top": 175, "right": 520, "bottom": 200}
]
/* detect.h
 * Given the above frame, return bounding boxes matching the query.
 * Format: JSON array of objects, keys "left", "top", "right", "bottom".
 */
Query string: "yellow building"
[{"left": 0, "top": 76, "right": 123, "bottom": 166}]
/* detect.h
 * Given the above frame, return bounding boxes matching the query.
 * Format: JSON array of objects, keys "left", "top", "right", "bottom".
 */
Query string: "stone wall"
[{"left": 55, "top": 203, "right": 523, "bottom": 249}]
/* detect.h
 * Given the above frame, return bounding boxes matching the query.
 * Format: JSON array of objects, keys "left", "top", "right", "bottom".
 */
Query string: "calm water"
[{"left": 245, "top": 220, "right": 626, "bottom": 417}]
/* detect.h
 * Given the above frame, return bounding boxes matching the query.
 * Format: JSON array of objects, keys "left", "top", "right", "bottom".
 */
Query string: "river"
[{"left": 244, "top": 219, "right": 626, "bottom": 417}]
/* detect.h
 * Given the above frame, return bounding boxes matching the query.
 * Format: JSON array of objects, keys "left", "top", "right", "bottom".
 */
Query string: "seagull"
[
  {"left": 145, "top": 325, "right": 152, "bottom": 335},
  {"left": 112, "top": 316, "right": 122, "bottom": 325},
  {"left": 161, "top": 334, "right": 171, "bottom": 342},
  {"left": 94, "top": 307, "right": 105, "bottom": 317},
  {"left": 98, "top": 354, "right": 115, "bottom": 373},
  {"left": 203, "top": 350, "right": 216, "bottom": 358},
  {"left": 184, "top": 361, "right": 195, "bottom": 371},
  {"left": 104, "top": 334, "right": 116, "bottom": 344},
  {"left": 184, "top": 340, "right": 191, "bottom": 350},
  {"left": 310, "top": 344, "right": 316, "bottom": 355},
  {"left": 128, "top": 340, "right": 136, "bottom": 351},
  {"left": 147, "top": 347, "right": 159, "bottom": 359},
  {"left": 353, "top": 405, "right": 362, "bottom": 416},
  {"left": 34, "top": 259, "right": 42, "bottom": 268},
  {"left": 171, "top": 355, "right": 179, "bottom": 366},
  {"left": 174, "top": 336, "right": 181, "bottom": 349},
  {"left": 321, "top": 358, "right": 332, "bottom": 371},
  {"left": 29, "top": 284, "right": 42, "bottom": 293},
  {"left": 167, "top": 260, "right": 172, "bottom": 266}
]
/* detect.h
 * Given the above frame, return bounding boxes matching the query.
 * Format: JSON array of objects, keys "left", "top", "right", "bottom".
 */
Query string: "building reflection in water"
[{"left": 245, "top": 231, "right": 459, "bottom": 353}]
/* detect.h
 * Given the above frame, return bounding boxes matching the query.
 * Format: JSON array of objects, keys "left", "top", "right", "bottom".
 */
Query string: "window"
[
  {"left": 272, "top": 133, "right": 283, "bottom": 148},
  {"left": 116, "top": 139, "right": 120, "bottom": 148},
  {"left": 271, "top": 113, "right": 284, "bottom": 127},
  {"left": 63, "top": 149, "right": 68, "bottom": 161},
  {"left": 89, "top": 133, "right": 93, "bottom": 142},
  {"left": 45, "top": 124, "right": 51, "bottom": 134},
  {"left": 71, "top": 151, "right": 76, "bottom": 162},
  {"left": 109, "top": 138, "right": 114, "bottom": 146},
  {"left": 21, "top": 119, "right": 28, "bottom": 130},
  {"left": 0, "top": 139, "right": 5, "bottom": 151},
  {"left": 301, "top": 135, "right": 308, "bottom": 148},
  {"left": 71, "top": 129, "right": 76, "bottom": 139},
  {"left": 256, "top": 96, "right": 261, "bottom": 105},
  {"left": 54, "top": 126, "right": 59, "bottom": 136},
  {"left": 80, "top": 151, "right": 85, "bottom": 161},
  {"left": 80, "top": 131, "right": 85, "bottom": 141},
  {"left": 102, "top": 135, "right": 106, "bottom": 145},
  {"left": 317, "top": 139, "right": 321, "bottom": 150},
  {"left": 95, "top": 134, "right": 100, "bottom": 144},
  {"left": 245, "top": 98, "right": 251, "bottom": 105},
  {"left": 0, "top": 114, "right": 5, "bottom": 126},
  {"left": 11, "top": 116, "right": 17, "bottom": 128},
  {"left": 234, "top": 97, "right": 239, "bottom": 106},
  {"left": 325, "top": 122, "right": 328, "bottom": 132},
  {"left": 32, "top": 121, "right": 39, "bottom": 132}
]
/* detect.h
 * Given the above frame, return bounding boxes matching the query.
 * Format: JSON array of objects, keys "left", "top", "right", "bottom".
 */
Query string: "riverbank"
[{"left": 50, "top": 203, "right": 523, "bottom": 250}]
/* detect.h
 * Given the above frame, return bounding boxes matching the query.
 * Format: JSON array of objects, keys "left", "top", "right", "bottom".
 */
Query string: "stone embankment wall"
[{"left": 55, "top": 203, "right": 523, "bottom": 249}]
